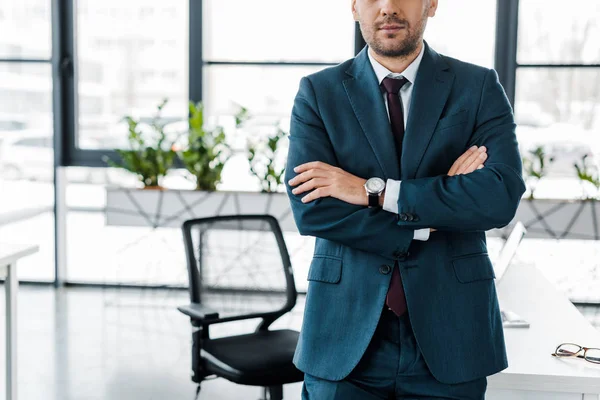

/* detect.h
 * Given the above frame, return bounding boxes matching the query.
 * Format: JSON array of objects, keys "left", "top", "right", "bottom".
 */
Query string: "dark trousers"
[{"left": 301, "top": 308, "right": 487, "bottom": 399}]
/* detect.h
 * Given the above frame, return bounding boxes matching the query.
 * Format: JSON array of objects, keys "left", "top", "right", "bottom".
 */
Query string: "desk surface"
[
  {"left": 0, "top": 243, "right": 39, "bottom": 267},
  {"left": 489, "top": 262, "right": 600, "bottom": 392}
]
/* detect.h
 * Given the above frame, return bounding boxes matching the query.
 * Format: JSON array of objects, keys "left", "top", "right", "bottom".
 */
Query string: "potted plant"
[
  {"left": 105, "top": 104, "right": 297, "bottom": 232},
  {"left": 178, "top": 101, "right": 236, "bottom": 191},
  {"left": 104, "top": 99, "right": 177, "bottom": 189},
  {"left": 502, "top": 149, "right": 600, "bottom": 241},
  {"left": 247, "top": 122, "right": 288, "bottom": 193},
  {"left": 574, "top": 154, "right": 600, "bottom": 201},
  {"left": 522, "top": 145, "right": 554, "bottom": 200}
]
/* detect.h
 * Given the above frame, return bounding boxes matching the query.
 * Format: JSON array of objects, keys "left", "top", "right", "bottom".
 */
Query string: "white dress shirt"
[{"left": 367, "top": 45, "right": 430, "bottom": 241}]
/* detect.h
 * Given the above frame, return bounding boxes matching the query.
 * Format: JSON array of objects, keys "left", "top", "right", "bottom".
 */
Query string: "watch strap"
[{"left": 368, "top": 193, "right": 380, "bottom": 208}]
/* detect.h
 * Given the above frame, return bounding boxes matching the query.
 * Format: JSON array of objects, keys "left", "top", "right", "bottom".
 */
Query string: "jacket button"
[
  {"left": 399, "top": 213, "right": 409, "bottom": 222},
  {"left": 406, "top": 213, "right": 415, "bottom": 222},
  {"left": 393, "top": 250, "right": 408, "bottom": 258},
  {"left": 379, "top": 265, "right": 392, "bottom": 275},
  {"left": 412, "top": 214, "right": 420, "bottom": 222}
]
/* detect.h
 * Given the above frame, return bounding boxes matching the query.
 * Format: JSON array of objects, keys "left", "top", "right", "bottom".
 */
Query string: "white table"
[
  {"left": 0, "top": 244, "right": 38, "bottom": 400},
  {"left": 488, "top": 262, "right": 600, "bottom": 399}
]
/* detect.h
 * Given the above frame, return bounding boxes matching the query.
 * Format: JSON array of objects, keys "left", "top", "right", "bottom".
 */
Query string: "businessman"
[{"left": 285, "top": 0, "right": 526, "bottom": 398}]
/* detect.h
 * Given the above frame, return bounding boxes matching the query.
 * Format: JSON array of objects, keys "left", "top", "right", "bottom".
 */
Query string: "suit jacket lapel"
[
  {"left": 402, "top": 43, "right": 455, "bottom": 180},
  {"left": 343, "top": 47, "right": 400, "bottom": 180}
]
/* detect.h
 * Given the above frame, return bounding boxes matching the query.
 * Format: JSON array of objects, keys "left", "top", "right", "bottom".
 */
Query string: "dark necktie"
[{"left": 381, "top": 76, "right": 409, "bottom": 317}]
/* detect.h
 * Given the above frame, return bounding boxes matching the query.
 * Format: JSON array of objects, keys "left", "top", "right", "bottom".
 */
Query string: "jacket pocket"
[
  {"left": 452, "top": 253, "right": 495, "bottom": 283},
  {"left": 435, "top": 109, "right": 469, "bottom": 131},
  {"left": 307, "top": 256, "right": 342, "bottom": 284}
]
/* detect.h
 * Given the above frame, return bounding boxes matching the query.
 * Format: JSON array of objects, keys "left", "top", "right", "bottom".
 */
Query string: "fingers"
[
  {"left": 461, "top": 149, "right": 487, "bottom": 174},
  {"left": 288, "top": 169, "right": 328, "bottom": 187},
  {"left": 448, "top": 146, "right": 478, "bottom": 176},
  {"left": 293, "top": 161, "right": 333, "bottom": 174},
  {"left": 457, "top": 146, "right": 486, "bottom": 174},
  {"left": 301, "top": 187, "right": 329, "bottom": 203},
  {"left": 292, "top": 178, "right": 328, "bottom": 195},
  {"left": 449, "top": 146, "right": 487, "bottom": 176}
]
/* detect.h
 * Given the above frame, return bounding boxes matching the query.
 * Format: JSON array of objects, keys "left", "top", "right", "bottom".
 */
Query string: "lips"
[{"left": 379, "top": 24, "right": 405, "bottom": 32}]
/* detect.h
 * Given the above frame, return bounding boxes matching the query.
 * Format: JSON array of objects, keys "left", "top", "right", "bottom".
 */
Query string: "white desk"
[
  {"left": 488, "top": 262, "right": 600, "bottom": 399},
  {"left": 0, "top": 244, "right": 38, "bottom": 400}
]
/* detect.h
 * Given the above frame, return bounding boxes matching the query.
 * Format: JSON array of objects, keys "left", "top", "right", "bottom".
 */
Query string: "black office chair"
[{"left": 178, "top": 215, "right": 303, "bottom": 400}]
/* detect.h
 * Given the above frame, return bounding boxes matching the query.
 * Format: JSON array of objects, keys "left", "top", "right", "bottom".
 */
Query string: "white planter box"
[
  {"left": 497, "top": 198, "right": 600, "bottom": 240},
  {"left": 106, "top": 188, "right": 600, "bottom": 241},
  {"left": 105, "top": 187, "right": 298, "bottom": 231}
]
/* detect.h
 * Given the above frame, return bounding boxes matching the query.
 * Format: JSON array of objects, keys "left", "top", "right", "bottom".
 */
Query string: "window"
[
  {"left": 75, "top": 0, "right": 189, "bottom": 150},
  {"left": 515, "top": 0, "right": 600, "bottom": 196},
  {"left": 204, "top": 0, "right": 354, "bottom": 63},
  {"left": 0, "top": 2, "right": 54, "bottom": 283},
  {"left": 424, "top": 0, "right": 497, "bottom": 68},
  {"left": 14, "top": 137, "right": 52, "bottom": 148},
  {"left": 0, "top": 120, "right": 27, "bottom": 131},
  {"left": 0, "top": 63, "right": 55, "bottom": 282},
  {"left": 0, "top": 0, "right": 51, "bottom": 59},
  {"left": 203, "top": 65, "right": 326, "bottom": 118},
  {"left": 518, "top": 0, "right": 600, "bottom": 65},
  {"left": 202, "top": 1, "right": 356, "bottom": 194}
]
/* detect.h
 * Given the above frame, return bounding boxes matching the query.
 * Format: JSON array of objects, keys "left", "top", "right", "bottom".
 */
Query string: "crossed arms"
[{"left": 285, "top": 70, "right": 526, "bottom": 260}]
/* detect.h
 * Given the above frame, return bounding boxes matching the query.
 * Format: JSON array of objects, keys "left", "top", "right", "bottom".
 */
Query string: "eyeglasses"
[{"left": 552, "top": 343, "right": 600, "bottom": 364}]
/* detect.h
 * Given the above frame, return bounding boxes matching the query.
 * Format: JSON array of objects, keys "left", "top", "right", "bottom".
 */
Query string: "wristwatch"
[{"left": 364, "top": 177, "right": 386, "bottom": 208}]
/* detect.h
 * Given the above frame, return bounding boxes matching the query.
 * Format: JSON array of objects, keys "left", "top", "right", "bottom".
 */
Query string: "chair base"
[
  {"left": 194, "top": 383, "right": 284, "bottom": 400},
  {"left": 263, "top": 385, "right": 283, "bottom": 400}
]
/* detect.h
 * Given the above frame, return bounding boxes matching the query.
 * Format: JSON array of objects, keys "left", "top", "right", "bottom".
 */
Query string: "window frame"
[
  {"left": 48, "top": 0, "right": 530, "bottom": 287},
  {"left": 57, "top": 0, "right": 357, "bottom": 168}
]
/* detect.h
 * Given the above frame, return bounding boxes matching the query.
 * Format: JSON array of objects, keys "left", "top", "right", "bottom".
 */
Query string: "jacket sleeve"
[
  {"left": 394, "top": 69, "right": 526, "bottom": 231},
  {"left": 285, "top": 76, "right": 414, "bottom": 261}
]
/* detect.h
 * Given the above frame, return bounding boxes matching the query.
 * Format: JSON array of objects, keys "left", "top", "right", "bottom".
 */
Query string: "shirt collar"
[{"left": 368, "top": 43, "right": 425, "bottom": 87}]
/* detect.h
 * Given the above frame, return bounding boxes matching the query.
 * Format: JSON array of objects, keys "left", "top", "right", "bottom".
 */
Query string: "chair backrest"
[{"left": 181, "top": 214, "right": 297, "bottom": 321}]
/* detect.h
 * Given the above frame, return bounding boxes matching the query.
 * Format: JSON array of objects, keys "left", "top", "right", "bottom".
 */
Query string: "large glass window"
[
  {"left": 75, "top": 0, "right": 189, "bottom": 150},
  {"left": 203, "top": 65, "right": 326, "bottom": 118},
  {"left": 204, "top": 0, "right": 354, "bottom": 63},
  {"left": 198, "top": 3, "right": 354, "bottom": 289},
  {"left": 203, "top": 1, "right": 355, "bottom": 194},
  {"left": 0, "top": 0, "right": 52, "bottom": 59},
  {"left": 515, "top": 0, "right": 600, "bottom": 198},
  {"left": 425, "top": 0, "right": 497, "bottom": 68},
  {"left": 518, "top": 0, "right": 600, "bottom": 65},
  {"left": 0, "top": 62, "right": 55, "bottom": 282}
]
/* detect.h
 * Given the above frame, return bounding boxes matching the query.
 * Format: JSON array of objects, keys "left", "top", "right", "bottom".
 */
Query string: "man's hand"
[
  {"left": 426, "top": 146, "right": 488, "bottom": 233},
  {"left": 289, "top": 146, "right": 489, "bottom": 233},
  {"left": 448, "top": 146, "right": 487, "bottom": 176},
  {"left": 288, "top": 161, "right": 368, "bottom": 206}
]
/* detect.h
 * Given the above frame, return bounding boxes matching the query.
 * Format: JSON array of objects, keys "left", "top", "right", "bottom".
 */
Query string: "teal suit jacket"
[{"left": 285, "top": 42, "right": 526, "bottom": 384}]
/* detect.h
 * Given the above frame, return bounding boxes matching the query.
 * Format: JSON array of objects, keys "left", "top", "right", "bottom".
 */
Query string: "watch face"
[{"left": 366, "top": 178, "right": 385, "bottom": 193}]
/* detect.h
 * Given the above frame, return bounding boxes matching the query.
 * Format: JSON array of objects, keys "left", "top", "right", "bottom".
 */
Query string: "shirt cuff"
[
  {"left": 383, "top": 179, "right": 401, "bottom": 214},
  {"left": 413, "top": 228, "right": 431, "bottom": 241}
]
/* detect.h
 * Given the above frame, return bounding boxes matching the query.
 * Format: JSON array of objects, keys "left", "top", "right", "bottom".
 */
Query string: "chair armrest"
[{"left": 177, "top": 303, "right": 219, "bottom": 321}]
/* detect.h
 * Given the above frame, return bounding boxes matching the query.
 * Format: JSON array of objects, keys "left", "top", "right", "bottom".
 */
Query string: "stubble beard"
[{"left": 363, "top": 9, "right": 429, "bottom": 59}]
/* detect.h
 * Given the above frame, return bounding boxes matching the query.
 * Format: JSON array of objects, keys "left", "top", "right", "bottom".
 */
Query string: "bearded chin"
[{"left": 371, "top": 34, "right": 420, "bottom": 58}]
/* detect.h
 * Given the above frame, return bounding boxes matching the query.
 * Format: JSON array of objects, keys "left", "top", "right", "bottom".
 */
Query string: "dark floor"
[{"left": 0, "top": 285, "right": 599, "bottom": 400}]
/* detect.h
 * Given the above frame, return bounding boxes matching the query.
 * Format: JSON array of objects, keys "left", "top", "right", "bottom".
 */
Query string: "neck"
[{"left": 369, "top": 41, "right": 423, "bottom": 74}]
